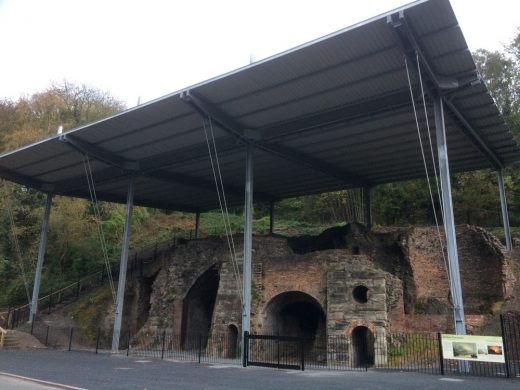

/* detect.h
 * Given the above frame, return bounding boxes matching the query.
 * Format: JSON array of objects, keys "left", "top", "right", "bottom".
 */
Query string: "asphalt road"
[{"left": 0, "top": 350, "right": 518, "bottom": 390}]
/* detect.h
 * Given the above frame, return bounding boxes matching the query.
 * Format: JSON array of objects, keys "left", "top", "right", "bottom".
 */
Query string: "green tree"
[{"left": 0, "top": 82, "right": 126, "bottom": 306}]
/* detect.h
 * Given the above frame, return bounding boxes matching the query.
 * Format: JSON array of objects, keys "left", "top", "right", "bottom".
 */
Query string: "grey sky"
[{"left": 0, "top": 0, "right": 518, "bottom": 107}]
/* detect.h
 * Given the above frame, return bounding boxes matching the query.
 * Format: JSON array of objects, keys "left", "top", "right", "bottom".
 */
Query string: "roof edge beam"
[
  {"left": 54, "top": 165, "right": 275, "bottom": 205},
  {"left": 59, "top": 134, "right": 140, "bottom": 171},
  {"left": 388, "top": 11, "right": 504, "bottom": 170},
  {"left": 64, "top": 189, "right": 200, "bottom": 213},
  {"left": 0, "top": 167, "right": 55, "bottom": 192}
]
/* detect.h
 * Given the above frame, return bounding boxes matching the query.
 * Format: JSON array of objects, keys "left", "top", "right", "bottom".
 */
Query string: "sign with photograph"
[{"left": 441, "top": 334, "right": 505, "bottom": 363}]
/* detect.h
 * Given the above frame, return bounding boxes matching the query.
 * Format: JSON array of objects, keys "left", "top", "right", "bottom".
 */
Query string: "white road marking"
[
  {"left": 0, "top": 372, "right": 87, "bottom": 390},
  {"left": 439, "top": 378, "right": 464, "bottom": 382}
]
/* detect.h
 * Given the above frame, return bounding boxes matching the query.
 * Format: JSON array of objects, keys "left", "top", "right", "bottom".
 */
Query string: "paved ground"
[
  {"left": 0, "top": 350, "right": 519, "bottom": 390},
  {"left": 0, "top": 374, "right": 74, "bottom": 390}
]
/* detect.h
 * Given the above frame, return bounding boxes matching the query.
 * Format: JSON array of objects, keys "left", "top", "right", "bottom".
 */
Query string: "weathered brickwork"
[{"left": 134, "top": 224, "right": 513, "bottom": 339}]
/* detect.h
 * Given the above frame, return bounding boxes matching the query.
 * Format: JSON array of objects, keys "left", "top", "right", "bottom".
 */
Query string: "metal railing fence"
[{"left": 3, "top": 321, "right": 519, "bottom": 381}]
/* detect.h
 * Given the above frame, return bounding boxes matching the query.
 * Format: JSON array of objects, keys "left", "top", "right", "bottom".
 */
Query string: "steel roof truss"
[
  {"left": 59, "top": 134, "right": 140, "bottom": 171},
  {"left": 387, "top": 11, "right": 504, "bottom": 169},
  {"left": 181, "top": 90, "right": 370, "bottom": 187}
]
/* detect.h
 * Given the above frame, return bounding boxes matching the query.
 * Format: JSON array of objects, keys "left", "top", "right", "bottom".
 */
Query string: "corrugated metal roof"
[{"left": 0, "top": 0, "right": 518, "bottom": 212}]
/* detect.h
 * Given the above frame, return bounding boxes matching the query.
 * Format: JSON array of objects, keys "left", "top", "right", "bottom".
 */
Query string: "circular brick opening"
[{"left": 353, "top": 285, "right": 369, "bottom": 303}]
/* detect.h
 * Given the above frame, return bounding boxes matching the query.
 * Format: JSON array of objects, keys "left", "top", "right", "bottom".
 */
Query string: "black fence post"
[
  {"left": 6, "top": 306, "right": 11, "bottom": 329},
  {"left": 45, "top": 326, "right": 49, "bottom": 346},
  {"left": 161, "top": 330, "right": 166, "bottom": 360},
  {"left": 95, "top": 328, "right": 100, "bottom": 354},
  {"left": 198, "top": 334, "right": 202, "bottom": 364},
  {"left": 76, "top": 277, "right": 81, "bottom": 299},
  {"left": 437, "top": 333, "right": 444, "bottom": 375},
  {"left": 277, "top": 339, "right": 280, "bottom": 369},
  {"left": 300, "top": 337, "right": 305, "bottom": 371},
  {"left": 30, "top": 317, "right": 34, "bottom": 335},
  {"left": 243, "top": 331, "right": 249, "bottom": 367},
  {"left": 127, "top": 330, "right": 131, "bottom": 356},
  {"left": 364, "top": 332, "right": 369, "bottom": 372},
  {"left": 48, "top": 290, "right": 53, "bottom": 314},
  {"left": 68, "top": 328, "right": 74, "bottom": 351},
  {"left": 500, "top": 315, "right": 511, "bottom": 379}
]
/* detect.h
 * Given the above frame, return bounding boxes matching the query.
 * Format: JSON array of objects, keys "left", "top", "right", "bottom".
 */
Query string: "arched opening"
[
  {"left": 181, "top": 266, "right": 220, "bottom": 349},
  {"left": 352, "top": 326, "right": 375, "bottom": 367},
  {"left": 124, "top": 270, "right": 159, "bottom": 335},
  {"left": 226, "top": 325, "right": 238, "bottom": 358},
  {"left": 265, "top": 291, "right": 326, "bottom": 353}
]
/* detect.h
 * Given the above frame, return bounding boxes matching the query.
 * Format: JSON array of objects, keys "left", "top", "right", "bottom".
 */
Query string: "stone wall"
[
  {"left": 399, "top": 225, "right": 513, "bottom": 315},
  {"left": 132, "top": 224, "right": 513, "bottom": 339}
]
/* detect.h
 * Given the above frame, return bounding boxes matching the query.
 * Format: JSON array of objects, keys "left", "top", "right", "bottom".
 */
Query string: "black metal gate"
[
  {"left": 243, "top": 332, "right": 304, "bottom": 370},
  {"left": 501, "top": 313, "right": 520, "bottom": 378}
]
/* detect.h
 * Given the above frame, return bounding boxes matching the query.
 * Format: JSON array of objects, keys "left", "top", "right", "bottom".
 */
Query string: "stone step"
[
  {"left": 2, "top": 334, "right": 20, "bottom": 349},
  {"left": 1, "top": 330, "right": 45, "bottom": 350}
]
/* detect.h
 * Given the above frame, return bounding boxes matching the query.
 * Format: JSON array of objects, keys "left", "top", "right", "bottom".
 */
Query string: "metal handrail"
[
  {"left": 0, "top": 326, "right": 7, "bottom": 348},
  {"left": 6, "top": 233, "right": 194, "bottom": 327}
]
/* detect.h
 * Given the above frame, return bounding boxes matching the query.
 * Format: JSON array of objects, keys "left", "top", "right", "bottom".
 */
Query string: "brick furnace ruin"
[{"left": 128, "top": 223, "right": 513, "bottom": 364}]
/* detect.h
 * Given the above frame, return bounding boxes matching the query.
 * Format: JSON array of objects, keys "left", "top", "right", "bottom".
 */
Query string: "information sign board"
[{"left": 440, "top": 334, "right": 505, "bottom": 363}]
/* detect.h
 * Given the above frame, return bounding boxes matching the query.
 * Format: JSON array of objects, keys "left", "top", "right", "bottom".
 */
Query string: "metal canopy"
[{"left": 1, "top": 0, "right": 519, "bottom": 212}]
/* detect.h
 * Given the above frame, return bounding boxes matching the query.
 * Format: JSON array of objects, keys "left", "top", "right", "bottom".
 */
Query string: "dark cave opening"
[
  {"left": 352, "top": 326, "right": 375, "bottom": 367},
  {"left": 265, "top": 291, "right": 326, "bottom": 353},
  {"left": 181, "top": 266, "right": 220, "bottom": 349}
]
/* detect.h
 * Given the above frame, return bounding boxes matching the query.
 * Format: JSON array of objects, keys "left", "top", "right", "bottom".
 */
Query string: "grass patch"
[
  {"left": 484, "top": 226, "right": 520, "bottom": 243},
  {"left": 387, "top": 334, "right": 438, "bottom": 367},
  {"left": 65, "top": 285, "right": 113, "bottom": 340}
]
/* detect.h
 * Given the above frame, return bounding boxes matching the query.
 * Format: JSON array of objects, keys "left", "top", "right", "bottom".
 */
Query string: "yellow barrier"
[{"left": 0, "top": 326, "right": 6, "bottom": 348}]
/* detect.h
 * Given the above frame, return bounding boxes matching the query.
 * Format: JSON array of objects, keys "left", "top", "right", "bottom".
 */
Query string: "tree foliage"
[{"left": 0, "top": 82, "right": 126, "bottom": 306}]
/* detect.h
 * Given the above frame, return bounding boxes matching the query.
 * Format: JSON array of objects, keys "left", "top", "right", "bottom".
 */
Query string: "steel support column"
[
  {"left": 497, "top": 170, "right": 512, "bottom": 251},
  {"left": 363, "top": 187, "right": 372, "bottom": 230},
  {"left": 242, "top": 144, "right": 253, "bottom": 356},
  {"left": 30, "top": 193, "right": 53, "bottom": 322},
  {"left": 111, "top": 174, "right": 135, "bottom": 352},
  {"left": 194, "top": 212, "right": 201, "bottom": 239},
  {"left": 433, "top": 96, "right": 466, "bottom": 337},
  {"left": 269, "top": 201, "right": 274, "bottom": 235}
]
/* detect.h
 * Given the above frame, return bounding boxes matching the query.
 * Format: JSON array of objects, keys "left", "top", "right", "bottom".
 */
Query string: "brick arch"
[
  {"left": 345, "top": 320, "right": 377, "bottom": 336},
  {"left": 180, "top": 264, "right": 220, "bottom": 348},
  {"left": 263, "top": 289, "right": 325, "bottom": 313},
  {"left": 182, "top": 263, "right": 220, "bottom": 299},
  {"left": 263, "top": 290, "right": 326, "bottom": 342}
]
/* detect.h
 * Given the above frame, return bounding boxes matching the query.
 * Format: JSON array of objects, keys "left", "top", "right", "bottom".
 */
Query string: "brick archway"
[
  {"left": 180, "top": 265, "right": 220, "bottom": 349},
  {"left": 345, "top": 320, "right": 376, "bottom": 336}
]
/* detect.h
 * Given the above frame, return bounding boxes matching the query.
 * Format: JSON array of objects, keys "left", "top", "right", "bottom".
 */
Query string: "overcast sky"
[{"left": 0, "top": 0, "right": 519, "bottom": 107}]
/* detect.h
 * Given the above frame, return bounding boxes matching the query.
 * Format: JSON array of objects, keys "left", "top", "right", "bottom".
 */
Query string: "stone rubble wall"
[{"left": 132, "top": 224, "right": 513, "bottom": 337}]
